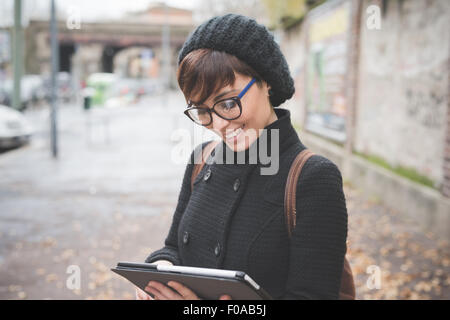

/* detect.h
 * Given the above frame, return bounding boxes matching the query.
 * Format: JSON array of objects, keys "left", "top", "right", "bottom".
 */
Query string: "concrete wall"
[
  {"left": 281, "top": 0, "right": 450, "bottom": 189},
  {"left": 300, "top": 129, "right": 450, "bottom": 241},
  {"left": 355, "top": 0, "right": 450, "bottom": 188},
  {"left": 279, "top": 23, "right": 308, "bottom": 128},
  {"left": 279, "top": 0, "right": 450, "bottom": 240}
]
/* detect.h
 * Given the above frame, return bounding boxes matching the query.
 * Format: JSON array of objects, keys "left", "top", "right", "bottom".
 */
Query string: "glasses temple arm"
[{"left": 237, "top": 78, "right": 256, "bottom": 99}]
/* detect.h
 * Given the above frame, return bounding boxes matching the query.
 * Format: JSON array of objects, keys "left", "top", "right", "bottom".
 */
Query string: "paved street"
[
  {"left": 0, "top": 91, "right": 449, "bottom": 299},
  {"left": 0, "top": 91, "right": 212, "bottom": 299}
]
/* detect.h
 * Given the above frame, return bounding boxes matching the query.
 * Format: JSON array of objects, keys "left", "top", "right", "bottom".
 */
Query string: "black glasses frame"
[
  {"left": 184, "top": 77, "right": 256, "bottom": 126},
  {"left": 184, "top": 97, "right": 243, "bottom": 126}
]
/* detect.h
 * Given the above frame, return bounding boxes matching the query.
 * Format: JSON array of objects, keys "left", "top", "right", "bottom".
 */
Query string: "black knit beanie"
[{"left": 178, "top": 14, "right": 295, "bottom": 107}]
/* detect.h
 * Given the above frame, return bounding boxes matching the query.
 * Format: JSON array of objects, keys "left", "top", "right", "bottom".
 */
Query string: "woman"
[{"left": 136, "top": 14, "right": 348, "bottom": 300}]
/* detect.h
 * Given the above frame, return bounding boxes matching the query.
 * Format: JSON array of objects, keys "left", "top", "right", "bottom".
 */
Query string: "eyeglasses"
[{"left": 184, "top": 78, "right": 256, "bottom": 126}]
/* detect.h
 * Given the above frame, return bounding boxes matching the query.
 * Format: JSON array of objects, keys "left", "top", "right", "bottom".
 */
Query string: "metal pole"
[
  {"left": 50, "top": 0, "right": 59, "bottom": 158},
  {"left": 162, "top": 3, "right": 171, "bottom": 89},
  {"left": 162, "top": 3, "right": 177, "bottom": 136},
  {"left": 162, "top": 3, "right": 171, "bottom": 103},
  {"left": 12, "top": 0, "right": 23, "bottom": 111}
]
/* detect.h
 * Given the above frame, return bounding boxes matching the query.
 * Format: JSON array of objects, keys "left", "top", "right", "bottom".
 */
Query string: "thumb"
[{"left": 219, "top": 295, "right": 232, "bottom": 300}]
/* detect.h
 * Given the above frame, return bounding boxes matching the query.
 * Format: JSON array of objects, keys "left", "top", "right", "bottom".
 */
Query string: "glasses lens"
[
  {"left": 187, "top": 108, "right": 211, "bottom": 125},
  {"left": 215, "top": 99, "right": 240, "bottom": 119}
]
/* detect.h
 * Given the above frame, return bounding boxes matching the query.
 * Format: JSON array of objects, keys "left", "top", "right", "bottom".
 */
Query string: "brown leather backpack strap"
[
  {"left": 284, "top": 149, "right": 356, "bottom": 300},
  {"left": 339, "top": 258, "right": 356, "bottom": 300},
  {"left": 284, "top": 149, "right": 315, "bottom": 238},
  {"left": 190, "top": 140, "right": 220, "bottom": 191}
]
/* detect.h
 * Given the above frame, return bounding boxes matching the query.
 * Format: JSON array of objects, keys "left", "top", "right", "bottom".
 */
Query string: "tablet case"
[{"left": 111, "top": 262, "right": 273, "bottom": 300}]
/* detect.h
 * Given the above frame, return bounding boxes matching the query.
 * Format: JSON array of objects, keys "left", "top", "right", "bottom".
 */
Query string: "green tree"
[{"left": 262, "top": 0, "right": 326, "bottom": 29}]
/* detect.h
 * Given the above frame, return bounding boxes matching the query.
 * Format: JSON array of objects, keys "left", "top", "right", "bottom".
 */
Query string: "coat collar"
[{"left": 212, "top": 108, "right": 301, "bottom": 166}]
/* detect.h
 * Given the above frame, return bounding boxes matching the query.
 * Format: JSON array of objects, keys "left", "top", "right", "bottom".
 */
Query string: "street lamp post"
[
  {"left": 162, "top": 3, "right": 171, "bottom": 91},
  {"left": 50, "top": 0, "right": 59, "bottom": 158},
  {"left": 12, "top": 0, "right": 23, "bottom": 111}
]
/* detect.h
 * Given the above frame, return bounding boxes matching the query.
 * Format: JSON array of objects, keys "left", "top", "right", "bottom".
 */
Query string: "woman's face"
[{"left": 192, "top": 73, "right": 277, "bottom": 152}]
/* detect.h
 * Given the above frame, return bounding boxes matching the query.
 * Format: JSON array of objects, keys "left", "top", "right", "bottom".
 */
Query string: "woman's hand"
[
  {"left": 136, "top": 286, "right": 154, "bottom": 300},
  {"left": 135, "top": 259, "right": 232, "bottom": 300},
  {"left": 145, "top": 280, "right": 232, "bottom": 300},
  {"left": 145, "top": 281, "right": 200, "bottom": 300},
  {"left": 135, "top": 260, "right": 173, "bottom": 300}
]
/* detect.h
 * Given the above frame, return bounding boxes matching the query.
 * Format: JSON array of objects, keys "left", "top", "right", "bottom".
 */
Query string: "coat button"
[
  {"left": 233, "top": 178, "right": 240, "bottom": 192},
  {"left": 183, "top": 231, "right": 189, "bottom": 244},
  {"left": 214, "top": 242, "right": 221, "bottom": 257},
  {"left": 203, "top": 168, "right": 212, "bottom": 181}
]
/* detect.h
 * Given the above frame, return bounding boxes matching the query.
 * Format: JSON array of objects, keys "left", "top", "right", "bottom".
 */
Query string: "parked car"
[
  {"left": 0, "top": 73, "right": 77, "bottom": 110},
  {"left": 0, "top": 104, "right": 33, "bottom": 149},
  {"left": 0, "top": 75, "right": 45, "bottom": 110},
  {"left": 0, "top": 87, "right": 10, "bottom": 106}
]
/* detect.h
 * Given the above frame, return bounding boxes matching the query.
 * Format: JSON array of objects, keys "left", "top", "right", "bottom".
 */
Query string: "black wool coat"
[{"left": 145, "top": 108, "right": 348, "bottom": 299}]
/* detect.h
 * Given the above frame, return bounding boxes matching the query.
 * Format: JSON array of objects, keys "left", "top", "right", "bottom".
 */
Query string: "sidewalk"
[
  {"left": 346, "top": 184, "right": 450, "bottom": 299},
  {"left": 0, "top": 92, "right": 193, "bottom": 299},
  {"left": 0, "top": 93, "right": 449, "bottom": 299}
]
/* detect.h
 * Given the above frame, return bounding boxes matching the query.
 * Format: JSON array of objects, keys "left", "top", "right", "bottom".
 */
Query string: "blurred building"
[{"left": 2, "top": 3, "right": 195, "bottom": 87}]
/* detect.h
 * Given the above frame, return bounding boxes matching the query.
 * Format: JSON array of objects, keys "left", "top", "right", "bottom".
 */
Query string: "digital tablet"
[{"left": 111, "top": 261, "right": 273, "bottom": 300}]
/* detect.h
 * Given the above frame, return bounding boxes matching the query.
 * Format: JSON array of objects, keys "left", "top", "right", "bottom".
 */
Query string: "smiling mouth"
[{"left": 224, "top": 124, "right": 245, "bottom": 140}]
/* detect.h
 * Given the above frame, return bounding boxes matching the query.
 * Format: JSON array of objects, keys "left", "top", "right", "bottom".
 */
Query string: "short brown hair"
[{"left": 177, "top": 48, "right": 263, "bottom": 106}]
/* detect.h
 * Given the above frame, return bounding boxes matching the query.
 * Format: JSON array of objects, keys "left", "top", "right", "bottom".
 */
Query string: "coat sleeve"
[
  {"left": 144, "top": 142, "right": 207, "bottom": 265},
  {"left": 280, "top": 156, "right": 348, "bottom": 299}
]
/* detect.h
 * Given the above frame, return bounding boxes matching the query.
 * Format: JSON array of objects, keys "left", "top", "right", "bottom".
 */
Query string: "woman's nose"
[{"left": 211, "top": 112, "right": 230, "bottom": 133}]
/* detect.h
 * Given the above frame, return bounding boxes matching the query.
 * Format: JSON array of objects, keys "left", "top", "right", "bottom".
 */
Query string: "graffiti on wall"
[
  {"left": 306, "top": 1, "right": 350, "bottom": 142},
  {"left": 401, "top": 0, "right": 449, "bottom": 130},
  {"left": 404, "top": 68, "right": 447, "bottom": 129}
]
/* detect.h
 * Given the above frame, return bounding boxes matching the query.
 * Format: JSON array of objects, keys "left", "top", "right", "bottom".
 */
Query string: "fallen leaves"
[
  {"left": 52, "top": 249, "right": 77, "bottom": 263},
  {"left": 4, "top": 183, "right": 446, "bottom": 300},
  {"left": 41, "top": 236, "right": 57, "bottom": 248},
  {"left": 35, "top": 268, "right": 46, "bottom": 276},
  {"left": 45, "top": 273, "right": 58, "bottom": 283},
  {"left": 345, "top": 184, "right": 450, "bottom": 300},
  {"left": 8, "top": 285, "right": 22, "bottom": 292}
]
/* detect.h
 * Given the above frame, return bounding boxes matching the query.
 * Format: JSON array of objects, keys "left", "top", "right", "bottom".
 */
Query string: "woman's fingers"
[
  {"left": 167, "top": 281, "right": 200, "bottom": 300},
  {"left": 135, "top": 288, "right": 142, "bottom": 299},
  {"left": 146, "top": 281, "right": 181, "bottom": 300},
  {"left": 144, "top": 285, "right": 165, "bottom": 300},
  {"left": 144, "top": 281, "right": 201, "bottom": 300},
  {"left": 143, "top": 280, "right": 230, "bottom": 301},
  {"left": 136, "top": 287, "right": 153, "bottom": 300}
]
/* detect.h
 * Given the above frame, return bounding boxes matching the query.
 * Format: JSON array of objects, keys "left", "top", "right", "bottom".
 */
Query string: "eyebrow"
[
  {"left": 213, "top": 89, "right": 237, "bottom": 102},
  {"left": 190, "top": 88, "right": 238, "bottom": 106}
]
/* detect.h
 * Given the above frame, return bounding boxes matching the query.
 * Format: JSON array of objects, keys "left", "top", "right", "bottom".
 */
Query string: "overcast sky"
[{"left": 0, "top": 0, "right": 200, "bottom": 27}]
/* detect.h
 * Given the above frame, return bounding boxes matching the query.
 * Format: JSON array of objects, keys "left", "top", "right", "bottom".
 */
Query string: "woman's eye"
[{"left": 218, "top": 100, "right": 237, "bottom": 111}]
